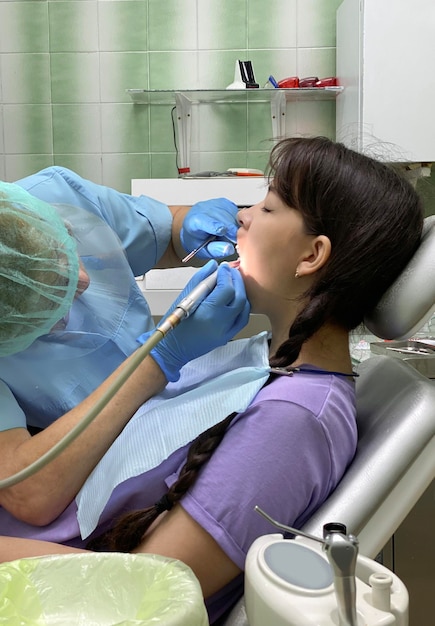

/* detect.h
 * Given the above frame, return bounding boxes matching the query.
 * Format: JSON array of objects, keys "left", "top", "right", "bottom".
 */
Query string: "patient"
[{"left": 0, "top": 137, "right": 424, "bottom": 623}]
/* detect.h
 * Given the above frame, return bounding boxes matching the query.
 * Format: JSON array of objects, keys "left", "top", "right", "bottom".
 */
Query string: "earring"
[{"left": 295, "top": 270, "right": 300, "bottom": 278}]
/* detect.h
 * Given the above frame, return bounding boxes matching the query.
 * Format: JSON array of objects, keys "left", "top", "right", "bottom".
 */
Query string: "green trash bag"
[{"left": 0, "top": 552, "right": 209, "bottom": 625}]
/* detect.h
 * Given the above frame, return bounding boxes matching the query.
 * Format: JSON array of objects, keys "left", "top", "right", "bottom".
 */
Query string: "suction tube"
[{"left": 0, "top": 268, "right": 219, "bottom": 489}]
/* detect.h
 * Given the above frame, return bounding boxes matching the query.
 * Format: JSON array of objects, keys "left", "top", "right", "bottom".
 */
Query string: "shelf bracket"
[
  {"left": 175, "top": 92, "right": 192, "bottom": 173},
  {"left": 270, "top": 90, "right": 286, "bottom": 141}
]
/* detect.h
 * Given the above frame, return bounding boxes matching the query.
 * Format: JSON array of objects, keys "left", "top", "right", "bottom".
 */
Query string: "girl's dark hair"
[
  {"left": 88, "top": 137, "right": 424, "bottom": 553},
  {"left": 268, "top": 136, "right": 423, "bottom": 368}
]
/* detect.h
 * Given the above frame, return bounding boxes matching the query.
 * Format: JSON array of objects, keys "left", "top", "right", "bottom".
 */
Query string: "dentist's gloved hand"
[
  {"left": 181, "top": 198, "right": 239, "bottom": 259},
  {"left": 138, "top": 260, "right": 250, "bottom": 381}
]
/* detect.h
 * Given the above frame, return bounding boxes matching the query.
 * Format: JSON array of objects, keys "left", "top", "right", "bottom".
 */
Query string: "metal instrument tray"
[{"left": 370, "top": 340, "right": 435, "bottom": 378}]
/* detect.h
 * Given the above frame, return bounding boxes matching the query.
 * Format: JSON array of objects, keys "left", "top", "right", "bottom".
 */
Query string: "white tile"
[
  {"left": 54, "top": 154, "right": 103, "bottom": 184},
  {"left": 297, "top": 0, "right": 341, "bottom": 48},
  {"left": 48, "top": 0, "right": 98, "bottom": 53},
  {"left": 50, "top": 52, "right": 100, "bottom": 104},
  {"left": 296, "top": 47, "right": 336, "bottom": 79},
  {"left": 4, "top": 154, "right": 54, "bottom": 182},
  {"left": 1, "top": 53, "right": 51, "bottom": 104},
  {"left": 3, "top": 104, "right": 53, "bottom": 154},
  {"left": 0, "top": 1, "right": 49, "bottom": 53}
]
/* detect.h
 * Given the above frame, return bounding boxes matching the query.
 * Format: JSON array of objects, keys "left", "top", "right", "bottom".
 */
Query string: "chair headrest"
[{"left": 364, "top": 215, "right": 435, "bottom": 339}]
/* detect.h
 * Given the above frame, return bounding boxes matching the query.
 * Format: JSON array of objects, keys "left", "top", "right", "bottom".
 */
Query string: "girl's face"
[{"left": 236, "top": 186, "right": 314, "bottom": 316}]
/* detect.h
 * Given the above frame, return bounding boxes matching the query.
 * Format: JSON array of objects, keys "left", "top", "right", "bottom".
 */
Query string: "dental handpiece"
[
  {"left": 176, "top": 268, "right": 219, "bottom": 316},
  {"left": 156, "top": 269, "right": 219, "bottom": 336}
]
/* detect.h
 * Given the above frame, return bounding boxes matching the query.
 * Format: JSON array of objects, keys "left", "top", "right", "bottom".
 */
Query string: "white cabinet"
[{"left": 336, "top": 0, "right": 435, "bottom": 162}]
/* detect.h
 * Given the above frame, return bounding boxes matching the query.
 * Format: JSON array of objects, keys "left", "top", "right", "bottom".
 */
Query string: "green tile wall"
[{"left": 0, "top": 0, "right": 342, "bottom": 191}]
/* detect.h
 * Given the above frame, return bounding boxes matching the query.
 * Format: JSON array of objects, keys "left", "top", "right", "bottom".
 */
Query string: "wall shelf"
[
  {"left": 127, "top": 87, "right": 343, "bottom": 105},
  {"left": 127, "top": 88, "right": 344, "bottom": 171}
]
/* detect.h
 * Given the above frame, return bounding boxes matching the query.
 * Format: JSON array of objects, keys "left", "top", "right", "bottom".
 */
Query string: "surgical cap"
[{"left": 0, "top": 181, "right": 79, "bottom": 356}]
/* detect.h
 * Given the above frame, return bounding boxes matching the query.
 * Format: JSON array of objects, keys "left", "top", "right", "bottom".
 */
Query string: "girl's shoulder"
[{"left": 249, "top": 366, "right": 356, "bottom": 416}]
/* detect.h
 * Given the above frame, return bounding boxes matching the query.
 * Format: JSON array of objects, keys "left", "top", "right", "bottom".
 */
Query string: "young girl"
[{"left": 0, "top": 137, "right": 424, "bottom": 624}]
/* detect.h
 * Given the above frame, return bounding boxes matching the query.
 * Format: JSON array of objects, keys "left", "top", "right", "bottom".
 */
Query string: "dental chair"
[{"left": 221, "top": 215, "right": 435, "bottom": 626}]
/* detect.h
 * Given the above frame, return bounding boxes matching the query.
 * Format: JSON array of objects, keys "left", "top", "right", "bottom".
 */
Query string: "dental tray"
[
  {"left": 370, "top": 340, "right": 435, "bottom": 379},
  {"left": 370, "top": 340, "right": 435, "bottom": 356}
]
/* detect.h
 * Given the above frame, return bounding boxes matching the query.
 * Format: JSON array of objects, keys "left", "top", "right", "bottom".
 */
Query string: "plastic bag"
[{"left": 0, "top": 552, "right": 209, "bottom": 625}]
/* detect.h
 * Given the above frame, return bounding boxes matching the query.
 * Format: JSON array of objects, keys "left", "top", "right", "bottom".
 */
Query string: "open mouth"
[{"left": 229, "top": 245, "right": 240, "bottom": 269}]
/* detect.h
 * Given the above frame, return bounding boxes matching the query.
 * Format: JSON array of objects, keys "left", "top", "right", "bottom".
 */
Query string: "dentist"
[{"left": 0, "top": 169, "right": 250, "bottom": 525}]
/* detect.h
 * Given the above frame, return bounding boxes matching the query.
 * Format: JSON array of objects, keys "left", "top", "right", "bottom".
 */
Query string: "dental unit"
[{"left": 244, "top": 507, "right": 408, "bottom": 626}]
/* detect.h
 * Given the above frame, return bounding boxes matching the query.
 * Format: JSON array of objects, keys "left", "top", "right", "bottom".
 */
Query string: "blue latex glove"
[
  {"left": 180, "top": 198, "right": 239, "bottom": 259},
  {"left": 138, "top": 260, "right": 250, "bottom": 381}
]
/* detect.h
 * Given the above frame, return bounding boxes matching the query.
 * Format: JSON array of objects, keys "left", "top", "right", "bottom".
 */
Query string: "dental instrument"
[
  {"left": 182, "top": 234, "right": 237, "bottom": 263},
  {"left": 181, "top": 235, "right": 219, "bottom": 263},
  {"left": 0, "top": 268, "right": 219, "bottom": 489}
]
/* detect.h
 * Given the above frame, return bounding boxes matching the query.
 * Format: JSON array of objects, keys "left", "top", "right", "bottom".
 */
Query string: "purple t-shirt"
[
  {"left": 0, "top": 368, "right": 357, "bottom": 623},
  {"left": 181, "top": 369, "right": 357, "bottom": 621}
]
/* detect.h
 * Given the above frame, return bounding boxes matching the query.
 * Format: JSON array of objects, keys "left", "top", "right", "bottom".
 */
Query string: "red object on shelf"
[
  {"left": 276, "top": 75, "right": 339, "bottom": 89},
  {"left": 315, "top": 77, "right": 338, "bottom": 87},
  {"left": 277, "top": 76, "right": 300, "bottom": 88},
  {"left": 298, "top": 76, "right": 319, "bottom": 88}
]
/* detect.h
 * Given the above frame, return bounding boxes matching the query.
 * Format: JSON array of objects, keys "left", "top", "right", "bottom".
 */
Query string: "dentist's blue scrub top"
[{"left": 0, "top": 167, "right": 172, "bottom": 431}]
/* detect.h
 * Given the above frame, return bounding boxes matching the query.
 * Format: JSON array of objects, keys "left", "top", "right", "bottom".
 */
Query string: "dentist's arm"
[
  {"left": 0, "top": 263, "right": 249, "bottom": 526},
  {"left": 0, "top": 351, "right": 168, "bottom": 526}
]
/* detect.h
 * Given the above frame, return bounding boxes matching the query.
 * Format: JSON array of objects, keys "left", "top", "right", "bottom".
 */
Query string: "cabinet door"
[{"left": 337, "top": 0, "right": 435, "bottom": 162}]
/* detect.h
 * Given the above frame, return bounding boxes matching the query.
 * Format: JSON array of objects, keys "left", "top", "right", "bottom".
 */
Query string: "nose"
[{"left": 237, "top": 205, "right": 251, "bottom": 226}]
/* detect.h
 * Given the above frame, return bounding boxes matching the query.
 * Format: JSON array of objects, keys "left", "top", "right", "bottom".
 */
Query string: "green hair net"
[{"left": 0, "top": 181, "right": 79, "bottom": 356}]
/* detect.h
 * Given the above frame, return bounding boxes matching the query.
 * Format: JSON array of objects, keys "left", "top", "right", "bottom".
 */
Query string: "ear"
[{"left": 297, "top": 235, "right": 331, "bottom": 276}]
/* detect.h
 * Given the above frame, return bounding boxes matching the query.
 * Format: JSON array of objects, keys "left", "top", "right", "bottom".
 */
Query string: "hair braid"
[
  {"left": 87, "top": 411, "right": 238, "bottom": 553},
  {"left": 270, "top": 292, "right": 332, "bottom": 369},
  {"left": 166, "top": 411, "right": 237, "bottom": 503}
]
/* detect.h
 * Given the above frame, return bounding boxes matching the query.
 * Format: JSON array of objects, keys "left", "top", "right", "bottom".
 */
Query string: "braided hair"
[{"left": 87, "top": 137, "right": 424, "bottom": 552}]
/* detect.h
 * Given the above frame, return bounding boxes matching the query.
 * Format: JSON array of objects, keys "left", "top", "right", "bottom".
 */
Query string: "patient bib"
[{"left": 76, "top": 331, "right": 270, "bottom": 538}]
